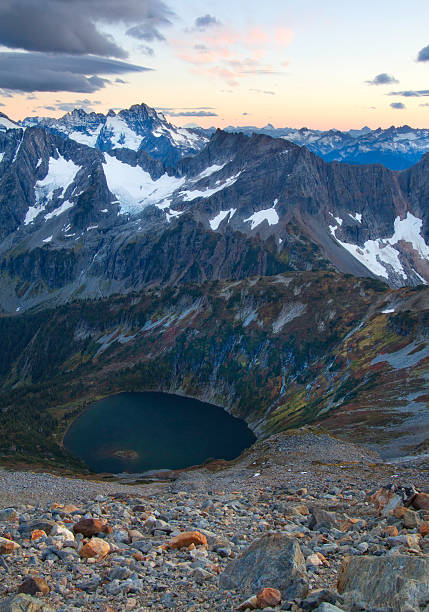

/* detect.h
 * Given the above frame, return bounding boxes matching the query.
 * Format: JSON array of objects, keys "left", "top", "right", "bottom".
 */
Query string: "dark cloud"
[
  {"left": 0, "top": 102, "right": 5, "bottom": 107},
  {"left": 390, "top": 102, "right": 406, "bottom": 109},
  {"left": 0, "top": 0, "right": 174, "bottom": 58},
  {"left": 126, "top": 24, "right": 165, "bottom": 42},
  {"left": 388, "top": 90, "right": 429, "bottom": 97},
  {"left": 242, "top": 112, "right": 249, "bottom": 115},
  {"left": 194, "top": 15, "right": 221, "bottom": 29},
  {"left": 417, "top": 45, "right": 429, "bottom": 62},
  {"left": 420, "top": 103, "right": 429, "bottom": 107},
  {"left": 0, "top": 52, "right": 150, "bottom": 93},
  {"left": 45, "top": 99, "right": 102, "bottom": 113},
  {"left": 366, "top": 73, "right": 398, "bottom": 85},
  {"left": 139, "top": 45, "right": 155, "bottom": 56}
]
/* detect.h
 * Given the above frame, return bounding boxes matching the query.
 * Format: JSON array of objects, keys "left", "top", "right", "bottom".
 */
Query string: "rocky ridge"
[
  {"left": 0, "top": 430, "right": 429, "bottom": 611},
  {"left": 1, "top": 105, "right": 429, "bottom": 313}
]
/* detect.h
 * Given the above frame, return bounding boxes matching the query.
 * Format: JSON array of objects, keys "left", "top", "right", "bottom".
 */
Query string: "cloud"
[
  {"left": 127, "top": 24, "right": 166, "bottom": 42},
  {"left": 390, "top": 102, "right": 406, "bottom": 109},
  {"left": 0, "top": 52, "right": 150, "bottom": 93},
  {"left": 139, "top": 45, "right": 155, "bottom": 56},
  {"left": 175, "top": 23, "right": 292, "bottom": 86},
  {"left": 164, "top": 110, "right": 217, "bottom": 117},
  {"left": 388, "top": 90, "right": 429, "bottom": 97},
  {"left": 0, "top": 0, "right": 174, "bottom": 58},
  {"left": 44, "top": 98, "right": 102, "bottom": 113},
  {"left": 417, "top": 45, "right": 429, "bottom": 62},
  {"left": 194, "top": 15, "right": 221, "bottom": 30},
  {"left": 249, "top": 88, "right": 276, "bottom": 95},
  {"left": 156, "top": 106, "right": 217, "bottom": 117},
  {"left": 366, "top": 73, "right": 398, "bottom": 85}
]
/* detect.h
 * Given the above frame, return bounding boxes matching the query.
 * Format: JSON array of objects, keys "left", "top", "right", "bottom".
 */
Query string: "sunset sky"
[{"left": 0, "top": 0, "right": 428, "bottom": 130}]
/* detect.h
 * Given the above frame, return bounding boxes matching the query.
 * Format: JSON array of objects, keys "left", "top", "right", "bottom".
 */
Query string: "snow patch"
[
  {"left": 25, "top": 154, "right": 80, "bottom": 225},
  {"left": 42, "top": 235, "right": 53, "bottom": 243},
  {"left": 209, "top": 208, "right": 236, "bottom": 230},
  {"left": 181, "top": 173, "right": 241, "bottom": 201},
  {"left": 330, "top": 212, "right": 429, "bottom": 281},
  {"left": 103, "top": 155, "right": 185, "bottom": 214},
  {"left": 104, "top": 116, "right": 141, "bottom": 150},
  {"left": 0, "top": 152, "right": 4, "bottom": 164},
  {"left": 68, "top": 126, "right": 102, "bottom": 147},
  {"left": 44, "top": 200, "right": 74, "bottom": 220},
  {"left": 0, "top": 115, "right": 19, "bottom": 131},
  {"left": 198, "top": 163, "right": 227, "bottom": 179},
  {"left": 349, "top": 212, "right": 362, "bottom": 223},
  {"left": 245, "top": 206, "right": 279, "bottom": 230}
]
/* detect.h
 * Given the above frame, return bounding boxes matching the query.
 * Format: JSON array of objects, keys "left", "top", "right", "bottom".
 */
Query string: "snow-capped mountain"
[
  {"left": 0, "top": 111, "right": 20, "bottom": 132},
  {"left": 210, "top": 124, "right": 429, "bottom": 170},
  {"left": 1, "top": 106, "right": 429, "bottom": 312},
  {"left": 22, "top": 103, "right": 208, "bottom": 165}
]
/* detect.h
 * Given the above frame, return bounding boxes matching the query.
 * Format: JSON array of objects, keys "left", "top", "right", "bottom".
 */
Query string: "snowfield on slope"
[
  {"left": 103, "top": 154, "right": 185, "bottom": 214},
  {"left": 330, "top": 212, "right": 429, "bottom": 282},
  {"left": 25, "top": 154, "right": 80, "bottom": 225}
]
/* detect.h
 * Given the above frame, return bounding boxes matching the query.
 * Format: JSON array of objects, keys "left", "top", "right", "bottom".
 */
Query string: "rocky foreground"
[{"left": 0, "top": 430, "right": 429, "bottom": 611}]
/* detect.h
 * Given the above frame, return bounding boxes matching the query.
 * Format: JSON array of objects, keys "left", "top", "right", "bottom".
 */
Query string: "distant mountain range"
[
  {"left": 0, "top": 102, "right": 429, "bottom": 313},
  {"left": 205, "top": 124, "right": 429, "bottom": 171}
]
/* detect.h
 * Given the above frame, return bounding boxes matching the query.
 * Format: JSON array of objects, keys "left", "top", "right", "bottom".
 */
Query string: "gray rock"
[
  {"left": 0, "top": 594, "right": 56, "bottom": 611},
  {"left": 309, "top": 508, "right": 339, "bottom": 531},
  {"left": 337, "top": 554, "right": 429, "bottom": 611},
  {"left": 314, "top": 605, "right": 346, "bottom": 612},
  {"left": 219, "top": 532, "right": 308, "bottom": 600}
]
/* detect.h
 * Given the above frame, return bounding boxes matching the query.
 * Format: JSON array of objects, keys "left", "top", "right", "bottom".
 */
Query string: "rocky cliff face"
[
  {"left": 1, "top": 111, "right": 429, "bottom": 311},
  {"left": 0, "top": 272, "right": 428, "bottom": 465}
]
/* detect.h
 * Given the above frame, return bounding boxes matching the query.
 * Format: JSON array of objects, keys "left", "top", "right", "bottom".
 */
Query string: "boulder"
[
  {"left": 19, "top": 521, "right": 54, "bottom": 537},
  {"left": 402, "top": 508, "right": 421, "bottom": 529},
  {"left": 18, "top": 578, "right": 50, "bottom": 596},
  {"left": 79, "top": 537, "right": 110, "bottom": 560},
  {"left": 369, "top": 487, "right": 402, "bottom": 516},
  {"left": 0, "top": 594, "right": 56, "bottom": 611},
  {"left": 0, "top": 537, "right": 20, "bottom": 555},
  {"left": 163, "top": 531, "right": 207, "bottom": 550},
  {"left": 73, "top": 518, "right": 111, "bottom": 537},
  {"left": 410, "top": 492, "right": 429, "bottom": 511},
  {"left": 256, "top": 588, "right": 281, "bottom": 608},
  {"left": 309, "top": 508, "right": 339, "bottom": 530},
  {"left": 219, "top": 533, "right": 308, "bottom": 600},
  {"left": 337, "top": 554, "right": 429, "bottom": 610},
  {"left": 314, "top": 605, "right": 345, "bottom": 612},
  {"left": 0, "top": 509, "right": 17, "bottom": 522}
]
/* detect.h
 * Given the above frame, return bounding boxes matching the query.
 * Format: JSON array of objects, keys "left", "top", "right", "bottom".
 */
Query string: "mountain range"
[
  {"left": 0, "top": 102, "right": 429, "bottom": 313},
  {"left": 1, "top": 101, "right": 429, "bottom": 467},
  {"left": 210, "top": 123, "right": 429, "bottom": 171}
]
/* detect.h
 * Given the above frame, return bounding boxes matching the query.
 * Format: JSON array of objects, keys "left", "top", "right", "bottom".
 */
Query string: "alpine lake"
[{"left": 64, "top": 392, "right": 256, "bottom": 474}]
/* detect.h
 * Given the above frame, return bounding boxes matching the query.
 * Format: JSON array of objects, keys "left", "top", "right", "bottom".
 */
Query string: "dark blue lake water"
[{"left": 64, "top": 392, "right": 256, "bottom": 473}]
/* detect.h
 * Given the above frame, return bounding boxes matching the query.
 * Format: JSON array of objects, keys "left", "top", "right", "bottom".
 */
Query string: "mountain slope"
[
  {"left": 0, "top": 272, "right": 427, "bottom": 467},
  {"left": 1, "top": 121, "right": 429, "bottom": 312}
]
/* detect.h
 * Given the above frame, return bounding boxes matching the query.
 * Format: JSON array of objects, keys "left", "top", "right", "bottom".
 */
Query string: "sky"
[{"left": 0, "top": 0, "right": 428, "bottom": 130}]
